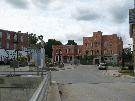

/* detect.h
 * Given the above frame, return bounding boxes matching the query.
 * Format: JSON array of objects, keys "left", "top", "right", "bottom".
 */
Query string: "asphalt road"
[
  {"left": 51, "top": 65, "right": 135, "bottom": 101},
  {"left": 52, "top": 65, "right": 135, "bottom": 84}
]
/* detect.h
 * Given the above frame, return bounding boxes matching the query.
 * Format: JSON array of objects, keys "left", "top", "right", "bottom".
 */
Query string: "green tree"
[
  {"left": 122, "top": 48, "right": 133, "bottom": 62},
  {"left": 66, "top": 40, "right": 77, "bottom": 45},
  {"left": 28, "top": 33, "right": 38, "bottom": 47},
  {"left": 45, "top": 39, "right": 62, "bottom": 58}
]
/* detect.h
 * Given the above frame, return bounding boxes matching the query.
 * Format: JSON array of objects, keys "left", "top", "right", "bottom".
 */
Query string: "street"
[{"left": 51, "top": 65, "right": 135, "bottom": 101}]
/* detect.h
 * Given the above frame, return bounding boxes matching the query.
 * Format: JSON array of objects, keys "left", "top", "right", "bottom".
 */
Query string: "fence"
[{"left": 29, "top": 71, "right": 51, "bottom": 101}]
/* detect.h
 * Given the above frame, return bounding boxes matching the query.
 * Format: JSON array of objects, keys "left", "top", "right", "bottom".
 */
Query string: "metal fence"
[{"left": 29, "top": 71, "right": 51, "bottom": 101}]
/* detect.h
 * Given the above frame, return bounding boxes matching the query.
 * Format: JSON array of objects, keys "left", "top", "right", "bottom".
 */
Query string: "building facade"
[
  {"left": 52, "top": 31, "right": 123, "bottom": 65},
  {"left": 83, "top": 31, "right": 123, "bottom": 64},
  {"left": 0, "top": 29, "right": 30, "bottom": 63},
  {"left": 52, "top": 45, "right": 83, "bottom": 64},
  {"left": 0, "top": 29, "right": 29, "bottom": 50}
]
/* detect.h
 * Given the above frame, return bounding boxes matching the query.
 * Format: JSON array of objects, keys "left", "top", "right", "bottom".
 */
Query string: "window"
[
  {"left": 6, "top": 33, "right": 10, "bottom": 49},
  {"left": 21, "top": 36, "right": 23, "bottom": 42},
  {"left": 78, "top": 49, "right": 80, "bottom": 54},
  {"left": 65, "top": 49, "right": 68, "bottom": 53},
  {"left": 90, "top": 43, "right": 93, "bottom": 47},
  {"left": 95, "top": 41, "right": 100, "bottom": 47},
  {"left": 110, "top": 50, "right": 113, "bottom": 54},
  {"left": 68, "top": 49, "right": 70, "bottom": 53},
  {"left": 14, "top": 44, "right": 16, "bottom": 49},
  {"left": 14, "top": 34, "right": 17, "bottom": 42},
  {"left": 7, "top": 42, "right": 9, "bottom": 49}
]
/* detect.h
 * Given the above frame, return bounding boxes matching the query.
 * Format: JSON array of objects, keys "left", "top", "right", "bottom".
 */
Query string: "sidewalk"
[{"left": 47, "top": 83, "right": 61, "bottom": 101}]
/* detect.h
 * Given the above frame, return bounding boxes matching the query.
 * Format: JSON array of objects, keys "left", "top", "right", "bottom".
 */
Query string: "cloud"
[
  {"left": 73, "top": 8, "right": 100, "bottom": 21},
  {"left": 5, "top": 0, "right": 29, "bottom": 9},
  {"left": 109, "top": 0, "right": 132, "bottom": 23},
  {"left": 31, "top": 0, "right": 66, "bottom": 10},
  {"left": 32, "top": 0, "right": 50, "bottom": 9}
]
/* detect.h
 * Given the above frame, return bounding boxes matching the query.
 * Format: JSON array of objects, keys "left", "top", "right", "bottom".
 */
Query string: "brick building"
[
  {"left": 52, "top": 45, "right": 83, "bottom": 63},
  {"left": 52, "top": 31, "right": 123, "bottom": 64},
  {"left": 83, "top": 31, "right": 123, "bottom": 64},
  {"left": 0, "top": 29, "right": 29, "bottom": 50}
]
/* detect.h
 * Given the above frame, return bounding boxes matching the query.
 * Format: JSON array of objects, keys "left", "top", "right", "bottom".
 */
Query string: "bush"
[{"left": 17, "top": 56, "right": 27, "bottom": 62}]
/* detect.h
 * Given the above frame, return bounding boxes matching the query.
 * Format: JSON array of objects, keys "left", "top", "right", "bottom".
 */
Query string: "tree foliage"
[
  {"left": 66, "top": 40, "right": 77, "bottom": 45},
  {"left": 45, "top": 39, "right": 62, "bottom": 58},
  {"left": 122, "top": 48, "right": 133, "bottom": 62},
  {"left": 28, "top": 33, "right": 38, "bottom": 47}
]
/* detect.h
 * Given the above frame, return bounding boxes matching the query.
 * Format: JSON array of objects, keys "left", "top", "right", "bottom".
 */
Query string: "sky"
[{"left": 0, "top": 0, "right": 134, "bottom": 47}]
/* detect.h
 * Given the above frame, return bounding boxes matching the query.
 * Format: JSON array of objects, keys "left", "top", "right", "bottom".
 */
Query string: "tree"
[
  {"left": 28, "top": 33, "right": 38, "bottom": 47},
  {"left": 66, "top": 40, "right": 77, "bottom": 45},
  {"left": 121, "top": 48, "right": 133, "bottom": 67},
  {"left": 123, "top": 48, "right": 133, "bottom": 62},
  {"left": 45, "top": 39, "right": 62, "bottom": 58}
]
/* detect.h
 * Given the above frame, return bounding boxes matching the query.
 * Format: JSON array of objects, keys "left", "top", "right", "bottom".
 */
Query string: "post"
[
  {"left": 59, "top": 49, "right": 61, "bottom": 66},
  {"left": 38, "top": 35, "right": 45, "bottom": 76}
]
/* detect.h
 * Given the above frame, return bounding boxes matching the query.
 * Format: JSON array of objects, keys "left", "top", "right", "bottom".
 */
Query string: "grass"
[{"left": 118, "top": 70, "right": 135, "bottom": 76}]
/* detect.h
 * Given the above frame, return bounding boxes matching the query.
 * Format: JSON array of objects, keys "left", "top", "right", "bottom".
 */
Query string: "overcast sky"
[{"left": 0, "top": 0, "right": 134, "bottom": 47}]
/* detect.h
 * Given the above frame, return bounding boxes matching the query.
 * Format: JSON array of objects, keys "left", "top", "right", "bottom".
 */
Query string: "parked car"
[{"left": 98, "top": 63, "right": 108, "bottom": 70}]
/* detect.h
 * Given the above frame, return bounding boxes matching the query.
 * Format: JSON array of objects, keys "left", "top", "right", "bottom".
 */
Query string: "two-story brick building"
[
  {"left": 52, "top": 45, "right": 83, "bottom": 64},
  {"left": 0, "top": 29, "right": 29, "bottom": 50},
  {"left": 0, "top": 29, "right": 30, "bottom": 63}
]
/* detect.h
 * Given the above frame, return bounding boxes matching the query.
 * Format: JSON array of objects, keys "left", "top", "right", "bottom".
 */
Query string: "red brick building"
[
  {"left": 0, "top": 29, "right": 29, "bottom": 50},
  {"left": 83, "top": 31, "right": 123, "bottom": 64},
  {"left": 52, "top": 45, "right": 83, "bottom": 63},
  {"left": 52, "top": 31, "right": 123, "bottom": 64}
]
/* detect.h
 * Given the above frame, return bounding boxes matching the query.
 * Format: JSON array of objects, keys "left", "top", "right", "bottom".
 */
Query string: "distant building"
[
  {"left": 0, "top": 29, "right": 30, "bottom": 64},
  {"left": 0, "top": 29, "right": 29, "bottom": 50},
  {"left": 83, "top": 31, "right": 123, "bottom": 64},
  {"left": 52, "top": 31, "right": 123, "bottom": 65},
  {"left": 52, "top": 45, "right": 83, "bottom": 64}
]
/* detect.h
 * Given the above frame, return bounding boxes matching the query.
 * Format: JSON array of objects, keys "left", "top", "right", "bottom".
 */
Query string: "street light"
[{"left": 38, "top": 35, "right": 45, "bottom": 76}]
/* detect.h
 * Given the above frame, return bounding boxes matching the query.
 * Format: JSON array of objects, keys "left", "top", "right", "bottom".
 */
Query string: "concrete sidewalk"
[{"left": 47, "top": 83, "right": 61, "bottom": 101}]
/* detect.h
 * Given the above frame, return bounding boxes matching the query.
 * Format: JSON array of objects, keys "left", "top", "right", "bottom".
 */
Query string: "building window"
[
  {"left": 65, "top": 49, "right": 68, "bottom": 53},
  {"left": 91, "top": 43, "right": 93, "bottom": 47},
  {"left": 85, "top": 43, "right": 88, "bottom": 47},
  {"left": 14, "top": 34, "right": 17, "bottom": 42},
  {"left": 78, "top": 49, "right": 80, "bottom": 54},
  {"left": 0, "top": 32, "right": 2, "bottom": 48},
  {"left": 21, "top": 36, "right": 23, "bottom": 42},
  {"left": 104, "top": 42, "right": 108, "bottom": 47},
  {"left": 110, "top": 50, "right": 113, "bottom": 54},
  {"left": 68, "top": 49, "right": 70, "bottom": 53},
  {"left": 14, "top": 44, "right": 16, "bottom": 49},
  {"left": 7, "top": 42, "right": 9, "bottom": 49},
  {"left": 6, "top": 33, "right": 10, "bottom": 49},
  {"left": 90, "top": 50, "right": 93, "bottom": 55},
  {"left": 95, "top": 41, "right": 100, "bottom": 47},
  {"left": 97, "top": 50, "right": 99, "bottom": 55},
  {"left": 110, "top": 43, "right": 112, "bottom": 47}
]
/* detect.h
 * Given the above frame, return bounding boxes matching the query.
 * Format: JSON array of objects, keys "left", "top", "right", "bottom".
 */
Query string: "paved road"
[
  {"left": 51, "top": 65, "right": 135, "bottom": 101},
  {"left": 52, "top": 65, "right": 135, "bottom": 84}
]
